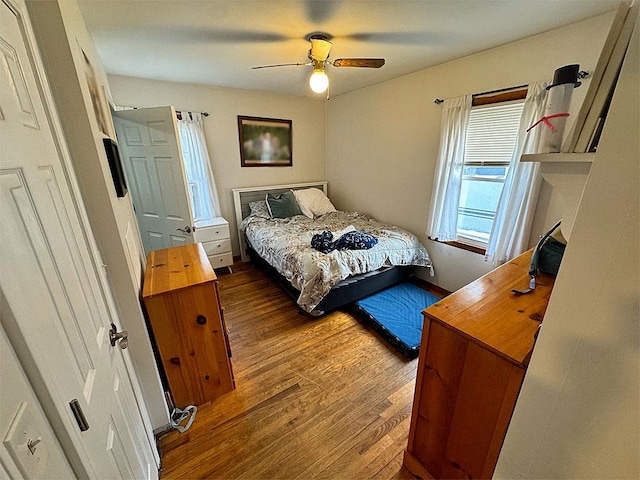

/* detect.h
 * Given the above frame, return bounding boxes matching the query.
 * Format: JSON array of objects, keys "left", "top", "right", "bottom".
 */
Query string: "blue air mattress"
[{"left": 355, "top": 282, "right": 440, "bottom": 358}]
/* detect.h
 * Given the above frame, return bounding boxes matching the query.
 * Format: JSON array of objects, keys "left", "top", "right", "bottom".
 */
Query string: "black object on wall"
[{"left": 103, "top": 137, "right": 128, "bottom": 197}]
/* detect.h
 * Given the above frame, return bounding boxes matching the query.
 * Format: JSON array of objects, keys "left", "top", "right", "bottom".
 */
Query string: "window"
[
  {"left": 179, "top": 143, "right": 205, "bottom": 223},
  {"left": 428, "top": 82, "right": 548, "bottom": 264},
  {"left": 457, "top": 100, "right": 524, "bottom": 248}
]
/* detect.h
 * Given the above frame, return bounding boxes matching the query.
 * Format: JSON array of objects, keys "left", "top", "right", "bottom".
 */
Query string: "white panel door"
[
  {"left": 114, "top": 107, "right": 194, "bottom": 254},
  {"left": 0, "top": 1, "right": 157, "bottom": 478}
]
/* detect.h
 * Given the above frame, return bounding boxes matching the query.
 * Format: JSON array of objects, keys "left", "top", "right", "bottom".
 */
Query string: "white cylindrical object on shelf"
[{"left": 540, "top": 83, "right": 574, "bottom": 153}]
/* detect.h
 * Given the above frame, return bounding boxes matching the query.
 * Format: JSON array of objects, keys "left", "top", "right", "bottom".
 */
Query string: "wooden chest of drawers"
[
  {"left": 142, "top": 243, "right": 234, "bottom": 407},
  {"left": 404, "top": 250, "right": 554, "bottom": 479}
]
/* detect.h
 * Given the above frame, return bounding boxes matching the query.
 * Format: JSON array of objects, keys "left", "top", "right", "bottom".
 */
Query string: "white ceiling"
[{"left": 77, "top": 0, "right": 619, "bottom": 98}]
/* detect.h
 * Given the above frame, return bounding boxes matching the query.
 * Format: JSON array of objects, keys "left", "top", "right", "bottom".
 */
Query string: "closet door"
[
  {"left": 114, "top": 106, "right": 194, "bottom": 254},
  {"left": 1, "top": 1, "right": 158, "bottom": 476}
]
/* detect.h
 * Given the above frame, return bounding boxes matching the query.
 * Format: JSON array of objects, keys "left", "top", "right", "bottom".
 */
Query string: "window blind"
[{"left": 465, "top": 102, "right": 524, "bottom": 165}]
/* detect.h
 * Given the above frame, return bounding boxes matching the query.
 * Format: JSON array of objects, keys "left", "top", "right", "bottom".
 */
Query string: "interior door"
[
  {"left": 0, "top": 1, "right": 158, "bottom": 478},
  {"left": 113, "top": 107, "right": 194, "bottom": 254}
]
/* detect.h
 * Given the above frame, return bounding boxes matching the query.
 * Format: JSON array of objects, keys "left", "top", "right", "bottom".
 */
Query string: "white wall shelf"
[{"left": 521, "top": 152, "right": 595, "bottom": 163}]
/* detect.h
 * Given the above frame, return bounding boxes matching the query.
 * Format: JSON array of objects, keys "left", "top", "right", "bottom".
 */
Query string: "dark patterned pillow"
[{"left": 265, "top": 190, "right": 302, "bottom": 219}]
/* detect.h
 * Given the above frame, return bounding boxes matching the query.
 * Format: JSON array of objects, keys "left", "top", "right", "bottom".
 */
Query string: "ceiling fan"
[{"left": 252, "top": 34, "right": 385, "bottom": 95}]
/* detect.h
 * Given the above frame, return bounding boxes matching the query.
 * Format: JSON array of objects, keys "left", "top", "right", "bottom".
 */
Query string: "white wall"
[
  {"left": 108, "top": 76, "right": 327, "bottom": 256},
  {"left": 496, "top": 13, "right": 639, "bottom": 478},
  {"left": 326, "top": 12, "right": 615, "bottom": 292},
  {"left": 108, "top": 13, "right": 615, "bottom": 293}
]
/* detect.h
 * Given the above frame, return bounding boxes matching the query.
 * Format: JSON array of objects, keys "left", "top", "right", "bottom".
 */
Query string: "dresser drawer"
[
  {"left": 195, "top": 224, "right": 230, "bottom": 242},
  {"left": 201, "top": 238, "right": 231, "bottom": 256},
  {"left": 208, "top": 252, "right": 233, "bottom": 269}
]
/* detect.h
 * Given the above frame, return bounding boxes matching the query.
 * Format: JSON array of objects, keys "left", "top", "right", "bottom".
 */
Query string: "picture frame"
[
  {"left": 81, "top": 48, "right": 115, "bottom": 138},
  {"left": 238, "top": 116, "right": 292, "bottom": 167}
]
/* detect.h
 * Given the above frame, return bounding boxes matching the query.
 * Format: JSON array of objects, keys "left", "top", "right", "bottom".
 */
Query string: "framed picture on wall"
[
  {"left": 238, "top": 116, "right": 292, "bottom": 167},
  {"left": 81, "top": 48, "right": 115, "bottom": 138}
]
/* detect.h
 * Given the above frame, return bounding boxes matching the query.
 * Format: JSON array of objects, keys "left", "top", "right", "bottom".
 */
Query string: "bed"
[{"left": 232, "top": 182, "right": 433, "bottom": 315}]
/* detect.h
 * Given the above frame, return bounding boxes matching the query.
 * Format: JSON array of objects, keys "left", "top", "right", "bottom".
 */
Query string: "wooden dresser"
[
  {"left": 403, "top": 249, "right": 554, "bottom": 479},
  {"left": 142, "top": 243, "right": 234, "bottom": 408}
]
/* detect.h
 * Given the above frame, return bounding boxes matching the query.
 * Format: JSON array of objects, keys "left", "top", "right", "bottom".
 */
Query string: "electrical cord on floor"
[{"left": 170, "top": 405, "right": 197, "bottom": 433}]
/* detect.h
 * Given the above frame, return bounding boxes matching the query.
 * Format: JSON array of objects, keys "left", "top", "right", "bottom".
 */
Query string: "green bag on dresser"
[{"left": 512, "top": 220, "right": 565, "bottom": 295}]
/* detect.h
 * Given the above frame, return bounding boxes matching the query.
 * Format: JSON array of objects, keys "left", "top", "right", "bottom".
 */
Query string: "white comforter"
[{"left": 241, "top": 211, "right": 433, "bottom": 312}]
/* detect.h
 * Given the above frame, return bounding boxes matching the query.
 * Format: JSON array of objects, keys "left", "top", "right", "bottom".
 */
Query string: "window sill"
[{"left": 429, "top": 237, "right": 486, "bottom": 256}]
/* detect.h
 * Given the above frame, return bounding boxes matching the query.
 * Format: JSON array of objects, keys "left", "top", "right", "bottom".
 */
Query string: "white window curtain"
[
  {"left": 176, "top": 112, "right": 221, "bottom": 228},
  {"left": 485, "top": 80, "right": 550, "bottom": 266},
  {"left": 426, "top": 94, "right": 472, "bottom": 241}
]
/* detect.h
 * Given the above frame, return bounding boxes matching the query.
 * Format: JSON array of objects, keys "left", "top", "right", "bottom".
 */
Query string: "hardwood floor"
[{"left": 157, "top": 262, "right": 424, "bottom": 479}]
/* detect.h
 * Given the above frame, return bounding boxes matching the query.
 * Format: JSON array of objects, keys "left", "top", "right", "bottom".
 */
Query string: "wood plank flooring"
[{"left": 157, "top": 262, "right": 426, "bottom": 479}]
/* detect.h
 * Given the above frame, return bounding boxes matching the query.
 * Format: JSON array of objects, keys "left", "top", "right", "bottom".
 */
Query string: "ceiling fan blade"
[
  {"left": 252, "top": 62, "right": 311, "bottom": 69},
  {"left": 332, "top": 58, "right": 385, "bottom": 68},
  {"left": 310, "top": 37, "right": 332, "bottom": 61}
]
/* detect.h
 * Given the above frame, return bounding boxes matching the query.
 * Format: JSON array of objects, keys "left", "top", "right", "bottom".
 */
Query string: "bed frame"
[{"left": 231, "top": 182, "right": 411, "bottom": 316}]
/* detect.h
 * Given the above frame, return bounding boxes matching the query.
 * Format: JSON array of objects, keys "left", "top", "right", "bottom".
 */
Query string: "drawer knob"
[{"left": 196, "top": 315, "right": 207, "bottom": 325}]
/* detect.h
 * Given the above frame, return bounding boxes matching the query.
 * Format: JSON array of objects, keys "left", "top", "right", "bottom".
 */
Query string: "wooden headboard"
[{"left": 231, "top": 181, "right": 328, "bottom": 262}]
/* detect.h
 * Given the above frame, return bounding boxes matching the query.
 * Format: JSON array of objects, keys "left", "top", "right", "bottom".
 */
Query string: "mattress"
[
  {"left": 241, "top": 210, "right": 433, "bottom": 313},
  {"left": 355, "top": 282, "right": 440, "bottom": 358}
]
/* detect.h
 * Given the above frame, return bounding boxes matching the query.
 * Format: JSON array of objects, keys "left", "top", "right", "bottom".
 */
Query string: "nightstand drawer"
[
  {"left": 202, "top": 238, "right": 231, "bottom": 257},
  {"left": 208, "top": 252, "right": 233, "bottom": 269},
  {"left": 195, "top": 224, "right": 230, "bottom": 242}
]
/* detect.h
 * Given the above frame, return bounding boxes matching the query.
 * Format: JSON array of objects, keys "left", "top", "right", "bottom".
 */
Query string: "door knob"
[
  {"left": 109, "top": 323, "right": 129, "bottom": 349},
  {"left": 176, "top": 225, "right": 193, "bottom": 234}
]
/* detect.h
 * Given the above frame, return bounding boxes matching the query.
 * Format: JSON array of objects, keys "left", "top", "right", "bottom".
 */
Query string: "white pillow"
[{"left": 293, "top": 188, "right": 336, "bottom": 218}]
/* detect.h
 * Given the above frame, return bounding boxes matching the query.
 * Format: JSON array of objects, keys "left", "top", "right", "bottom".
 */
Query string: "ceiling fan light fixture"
[
  {"left": 309, "top": 35, "right": 333, "bottom": 62},
  {"left": 309, "top": 63, "right": 329, "bottom": 93}
]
